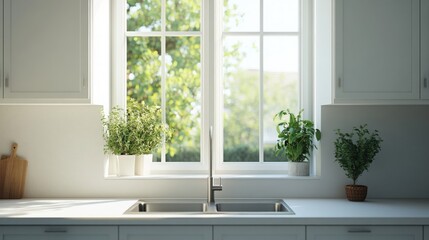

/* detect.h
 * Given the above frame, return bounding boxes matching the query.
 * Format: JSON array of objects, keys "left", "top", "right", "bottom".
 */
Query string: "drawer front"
[
  {"left": 307, "top": 226, "right": 422, "bottom": 240},
  {"left": 0, "top": 226, "right": 117, "bottom": 240}
]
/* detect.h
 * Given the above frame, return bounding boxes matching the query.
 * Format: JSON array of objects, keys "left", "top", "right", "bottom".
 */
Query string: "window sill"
[{"left": 104, "top": 174, "right": 321, "bottom": 180}]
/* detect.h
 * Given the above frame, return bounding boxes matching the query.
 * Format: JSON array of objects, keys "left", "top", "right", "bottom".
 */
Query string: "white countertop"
[{"left": 0, "top": 198, "right": 428, "bottom": 225}]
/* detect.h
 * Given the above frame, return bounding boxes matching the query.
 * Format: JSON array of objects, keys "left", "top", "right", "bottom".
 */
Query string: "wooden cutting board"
[{"left": 0, "top": 143, "right": 28, "bottom": 199}]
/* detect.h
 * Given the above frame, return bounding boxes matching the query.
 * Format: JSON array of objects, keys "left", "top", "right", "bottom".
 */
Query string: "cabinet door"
[
  {"left": 307, "top": 226, "right": 422, "bottom": 240},
  {"left": 0, "top": 226, "right": 118, "bottom": 240},
  {"left": 335, "top": 0, "right": 420, "bottom": 102},
  {"left": 214, "top": 226, "right": 305, "bottom": 240},
  {"left": 422, "top": 0, "right": 429, "bottom": 99},
  {"left": 3, "top": 0, "right": 89, "bottom": 101},
  {"left": 119, "top": 226, "right": 212, "bottom": 240}
]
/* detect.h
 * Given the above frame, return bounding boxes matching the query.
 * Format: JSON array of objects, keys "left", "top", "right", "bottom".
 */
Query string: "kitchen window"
[{"left": 111, "top": 0, "right": 313, "bottom": 175}]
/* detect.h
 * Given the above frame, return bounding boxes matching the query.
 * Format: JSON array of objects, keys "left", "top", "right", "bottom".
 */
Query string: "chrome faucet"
[{"left": 208, "top": 126, "right": 222, "bottom": 204}]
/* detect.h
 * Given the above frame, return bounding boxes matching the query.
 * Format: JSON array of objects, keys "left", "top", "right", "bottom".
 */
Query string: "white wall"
[
  {"left": 313, "top": 0, "right": 333, "bottom": 176},
  {"left": 321, "top": 105, "right": 429, "bottom": 198},
  {"left": 0, "top": 105, "right": 207, "bottom": 198},
  {"left": 91, "top": 0, "right": 110, "bottom": 109},
  {"left": 1, "top": 104, "right": 428, "bottom": 199}
]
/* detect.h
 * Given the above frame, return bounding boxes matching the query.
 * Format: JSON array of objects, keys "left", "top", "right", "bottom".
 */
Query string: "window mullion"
[
  {"left": 126, "top": 32, "right": 201, "bottom": 37},
  {"left": 259, "top": 0, "right": 264, "bottom": 163},
  {"left": 203, "top": 0, "right": 212, "bottom": 168},
  {"left": 222, "top": 32, "right": 298, "bottom": 36},
  {"left": 214, "top": 0, "right": 224, "bottom": 172},
  {"left": 161, "top": 0, "right": 167, "bottom": 163}
]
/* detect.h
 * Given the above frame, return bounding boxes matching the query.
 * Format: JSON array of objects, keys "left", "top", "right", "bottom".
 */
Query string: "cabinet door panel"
[
  {"left": 307, "top": 226, "right": 422, "bottom": 240},
  {"left": 335, "top": 0, "right": 420, "bottom": 101},
  {"left": 120, "top": 226, "right": 212, "bottom": 240},
  {"left": 214, "top": 226, "right": 305, "bottom": 240},
  {"left": 0, "top": 226, "right": 117, "bottom": 240},
  {"left": 3, "top": 0, "right": 88, "bottom": 100}
]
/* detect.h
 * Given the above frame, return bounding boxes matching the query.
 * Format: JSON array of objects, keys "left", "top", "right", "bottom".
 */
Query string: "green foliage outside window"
[{"left": 126, "top": 0, "right": 299, "bottom": 162}]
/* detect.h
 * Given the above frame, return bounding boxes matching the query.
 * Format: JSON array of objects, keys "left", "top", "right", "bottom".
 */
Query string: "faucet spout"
[{"left": 208, "top": 126, "right": 222, "bottom": 204}]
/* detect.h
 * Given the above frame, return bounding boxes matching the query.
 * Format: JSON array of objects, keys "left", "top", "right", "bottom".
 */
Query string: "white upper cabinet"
[
  {"left": 2, "top": 0, "right": 89, "bottom": 102},
  {"left": 335, "top": 0, "right": 420, "bottom": 102},
  {"left": 422, "top": 0, "right": 429, "bottom": 99}
]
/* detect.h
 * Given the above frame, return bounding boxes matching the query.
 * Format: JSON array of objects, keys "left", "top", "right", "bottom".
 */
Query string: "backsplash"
[
  {"left": 0, "top": 104, "right": 428, "bottom": 198},
  {"left": 321, "top": 104, "right": 429, "bottom": 198}
]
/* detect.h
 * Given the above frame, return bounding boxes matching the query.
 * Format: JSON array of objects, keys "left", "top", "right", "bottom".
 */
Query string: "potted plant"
[
  {"left": 334, "top": 124, "right": 382, "bottom": 201},
  {"left": 274, "top": 109, "right": 321, "bottom": 176},
  {"left": 102, "top": 99, "right": 170, "bottom": 176}
]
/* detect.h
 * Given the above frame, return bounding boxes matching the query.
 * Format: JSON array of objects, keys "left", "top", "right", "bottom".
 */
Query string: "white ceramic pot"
[
  {"left": 135, "top": 154, "right": 153, "bottom": 176},
  {"left": 116, "top": 155, "right": 136, "bottom": 176},
  {"left": 107, "top": 155, "right": 118, "bottom": 176},
  {"left": 288, "top": 162, "right": 309, "bottom": 176}
]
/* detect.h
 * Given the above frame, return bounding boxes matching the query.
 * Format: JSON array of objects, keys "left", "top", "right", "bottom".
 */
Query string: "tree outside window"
[{"left": 126, "top": 0, "right": 300, "bottom": 163}]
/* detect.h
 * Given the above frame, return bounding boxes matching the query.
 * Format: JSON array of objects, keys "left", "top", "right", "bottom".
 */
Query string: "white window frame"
[
  {"left": 213, "top": 0, "right": 314, "bottom": 175},
  {"left": 111, "top": 0, "right": 313, "bottom": 176},
  {"left": 112, "top": 0, "right": 210, "bottom": 175}
]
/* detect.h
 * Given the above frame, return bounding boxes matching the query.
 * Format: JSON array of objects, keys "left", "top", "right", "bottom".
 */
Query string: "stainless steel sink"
[
  {"left": 124, "top": 199, "right": 294, "bottom": 214},
  {"left": 215, "top": 200, "right": 294, "bottom": 214},
  {"left": 125, "top": 200, "right": 209, "bottom": 213}
]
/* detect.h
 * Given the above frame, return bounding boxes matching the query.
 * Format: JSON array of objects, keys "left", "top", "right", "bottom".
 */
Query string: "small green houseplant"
[
  {"left": 274, "top": 109, "right": 321, "bottom": 176},
  {"left": 102, "top": 99, "right": 170, "bottom": 176},
  {"left": 334, "top": 124, "right": 382, "bottom": 201}
]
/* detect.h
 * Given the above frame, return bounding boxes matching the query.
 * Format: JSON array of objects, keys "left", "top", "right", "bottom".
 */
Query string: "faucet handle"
[{"left": 213, "top": 177, "right": 223, "bottom": 191}]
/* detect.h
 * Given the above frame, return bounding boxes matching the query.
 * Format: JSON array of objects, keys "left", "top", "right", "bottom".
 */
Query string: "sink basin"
[
  {"left": 139, "top": 202, "right": 208, "bottom": 212},
  {"left": 124, "top": 199, "right": 294, "bottom": 214},
  {"left": 215, "top": 200, "right": 294, "bottom": 214},
  {"left": 125, "top": 200, "right": 208, "bottom": 213}
]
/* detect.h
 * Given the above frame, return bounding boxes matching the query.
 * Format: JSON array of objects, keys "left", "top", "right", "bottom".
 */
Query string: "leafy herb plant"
[
  {"left": 334, "top": 124, "right": 383, "bottom": 185},
  {"left": 274, "top": 109, "right": 321, "bottom": 162},
  {"left": 101, "top": 99, "right": 171, "bottom": 155}
]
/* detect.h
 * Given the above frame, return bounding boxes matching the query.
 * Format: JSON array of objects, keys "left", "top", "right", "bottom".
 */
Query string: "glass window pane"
[
  {"left": 127, "top": 37, "right": 162, "bottom": 162},
  {"left": 127, "top": 0, "right": 161, "bottom": 32},
  {"left": 165, "top": 37, "right": 201, "bottom": 162},
  {"left": 263, "top": 0, "right": 299, "bottom": 32},
  {"left": 263, "top": 36, "right": 299, "bottom": 162},
  {"left": 224, "top": 0, "right": 260, "bottom": 32},
  {"left": 127, "top": 37, "right": 162, "bottom": 107},
  {"left": 166, "top": 0, "right": 201, "bottom": 31},
  {"left": 223, "top": 37, "right": 260, "bottom": 162}
]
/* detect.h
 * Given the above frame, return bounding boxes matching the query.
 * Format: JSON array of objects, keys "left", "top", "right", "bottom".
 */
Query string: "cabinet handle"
[
  {"left": 44, "top": 228, "right": 68, "bottom": 233},
  {"left": 338, "top": 77, "right": 342, "bottom": 88},
  {"left": 5, "top": 75, "right": 9, "bottom": 88},
  {"left": 424, "top": 78, "right": 428, "bottom": 88},
  {"left": 347, "top": 229, "right": 372, "bottom": 233}
]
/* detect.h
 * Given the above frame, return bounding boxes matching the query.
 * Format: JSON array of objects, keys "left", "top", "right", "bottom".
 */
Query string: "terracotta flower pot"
[{"left": 345, "top": 185, "right": 367, "bottom": 202}]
